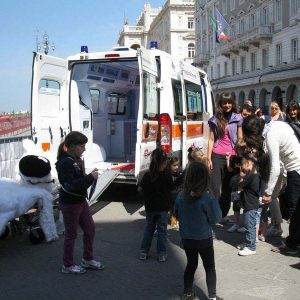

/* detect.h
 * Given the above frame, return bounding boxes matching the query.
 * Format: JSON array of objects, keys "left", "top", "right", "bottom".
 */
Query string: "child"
[
  {"left": 188, "top": 146, "right": 209, "bottom": 166},
  {"left": 237, "top": 153, "right": 261, "bottom": 256},
  {"left": 139, "top": 148, "right": 176, "bottom": 262},
  {"left": 226, "top": 139, "right": 249, "bottom": 233},
  {"left": 174, "top": 161, "right": 223, "bottom": 300},
  {"left": 169, "top": 156, "right": 181, "bottom": 229},
  {"left": 56, "top": 131, "right": 104, "bottom": 274}
]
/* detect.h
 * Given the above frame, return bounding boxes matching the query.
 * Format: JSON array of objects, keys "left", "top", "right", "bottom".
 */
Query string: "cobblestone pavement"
[{"left": 1, "top": 196, "right": 300, "bottom": 300}]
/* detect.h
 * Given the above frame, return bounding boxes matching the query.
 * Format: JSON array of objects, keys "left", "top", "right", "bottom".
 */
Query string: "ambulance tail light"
[
  {"left": 105, "top": 53, "right": 120, "bottom": 58},
  {"left": 160, "top": 113, "right": 172, "bottom": 153}
]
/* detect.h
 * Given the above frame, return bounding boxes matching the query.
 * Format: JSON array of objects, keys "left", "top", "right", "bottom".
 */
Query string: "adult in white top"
[
  {"left": 263, "top": 121, "right": 300, "bottom": 196},
  {"left": 242, "top": 116, "right": 300, "bottom": 253}
]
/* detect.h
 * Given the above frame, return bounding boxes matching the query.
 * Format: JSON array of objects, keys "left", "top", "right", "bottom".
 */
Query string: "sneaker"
[
  {"left": 139, "top": 252, "right": 147, "bottom": 260},
  {"left": 271, "top": 243, "right": 298, "bottom": 255},
  {"left": 182, "top": 292, "right": 196, "bottom": 300},
  {"left": 158, "top": 255, "right": 167, "bottom": 262},
  {"left": 258, "top": 235, "right": 266, "bottom": 242},
  {"left": 227, "top": 224, "right": 239, "bottom": 233},
  {"left": 266, "top": 227, "right": 283, "bottom": 237},
  {"left": 81, "top": 258, "right": 105, "bottom": 270},
  {"left": 256, "top": 238, "right": 259, "bottom": 243},
  {"left": 238, "top": 247, "right": 256, "bottom": 256},
  {"left": 153, "top": 229, "right": 158, "bottom": 237},
  {"left": 237, "top": 227, "right": 247, "bottom": 233},
  {"left": 209, "top": 297, "right": 224, "bottom": 300},
  {"left": 62, "top": 265, "right": 86, "bottom": 275},
  {"left": 237, "top": 243, "right": 246, "bottom": 250}
]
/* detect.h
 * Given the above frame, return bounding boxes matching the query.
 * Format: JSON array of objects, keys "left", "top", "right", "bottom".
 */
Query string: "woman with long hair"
[
  {"left": 207, "top": 92, "right": 243, "bottom": 220},
  {"left": 285, "top": 100, "right": 300, "bottom": 141}
]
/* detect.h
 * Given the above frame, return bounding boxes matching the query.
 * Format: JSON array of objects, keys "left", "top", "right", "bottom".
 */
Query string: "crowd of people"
[{"left": 55, "top": 94, "right": 300, "bottom": 300}]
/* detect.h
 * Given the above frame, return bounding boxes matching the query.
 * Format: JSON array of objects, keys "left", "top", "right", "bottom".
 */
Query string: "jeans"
[
  {"left": 285, "top": 170, "right": 300, "bottom": 249},
  {"left": 59, "top": 200, "right": 95, "bottom": 267},
  {"left": 211, "top": 153, "right": 233, "bottom": 218},
  {"left": 184, "top": 246, "right": 216, "bottom": 298},
  {"left": 243, "top": 209, "right": 258, "bottom": 251},
  {"left": 140, "top": 211, "right": 168, "bottom": 255}
]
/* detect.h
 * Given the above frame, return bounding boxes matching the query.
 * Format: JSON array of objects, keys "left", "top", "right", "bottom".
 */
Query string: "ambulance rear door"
[
  {"left": 31, "top": 52, "right": 68, "bottom": 155},
  {"left": 135, "top": 49, "right": 159, "bottom": 178}
]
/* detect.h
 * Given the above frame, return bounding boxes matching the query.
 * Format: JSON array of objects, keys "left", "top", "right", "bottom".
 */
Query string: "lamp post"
[{"left": 36, "top": 31, "right": 55, "bottom": 55}]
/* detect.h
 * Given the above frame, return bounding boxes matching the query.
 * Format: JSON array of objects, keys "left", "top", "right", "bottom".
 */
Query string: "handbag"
[{"left": 278, "top": 185, "right": 289, "bottom": 220}]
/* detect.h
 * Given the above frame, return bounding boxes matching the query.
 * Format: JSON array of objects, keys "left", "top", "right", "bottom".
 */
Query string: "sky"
[{"left": 0, "top": 0, "right": 165, "bottom": 113}]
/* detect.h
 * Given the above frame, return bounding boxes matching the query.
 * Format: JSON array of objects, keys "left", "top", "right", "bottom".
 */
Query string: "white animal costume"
[{"left": 0, "top": 155, "right": 58, "bottom": 242}]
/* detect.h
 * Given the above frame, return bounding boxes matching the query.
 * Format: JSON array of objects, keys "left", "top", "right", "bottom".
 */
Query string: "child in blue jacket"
[{"left": 174, "top": 161, "right": 222, "bottom": 300}]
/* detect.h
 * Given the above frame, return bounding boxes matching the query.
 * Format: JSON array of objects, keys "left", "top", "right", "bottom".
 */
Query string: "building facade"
[
  {"left": 195, "top": 0, "right": 300, "bottom": 112},
  {"left": 118, "top": 0, "right": 196, "bottom": 63}
]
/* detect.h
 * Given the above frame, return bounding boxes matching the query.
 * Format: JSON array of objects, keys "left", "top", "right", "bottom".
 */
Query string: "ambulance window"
[
  {"left": 143, "top": 72, "right": 158, "bottom": 119},
  {"left": 172, "top": 79, "right": 183, "bottom": 118},
  {"left": 38, "top": 79, "right": 60, "bottom": 117},
  {"left": 185, "top": 81, "right": 203, "bottom": 121},
  {"left": 90, "top": 89, "right": 100, "bottom": 114}
]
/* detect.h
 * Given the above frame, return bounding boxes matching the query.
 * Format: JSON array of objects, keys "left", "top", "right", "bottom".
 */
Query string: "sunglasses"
[{"left": 271, "top": 107, "right": 279, "bottom": 110}]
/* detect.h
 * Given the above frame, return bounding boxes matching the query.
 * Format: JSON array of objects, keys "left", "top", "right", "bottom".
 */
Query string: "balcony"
[
  {"left": 220, "top": 24, "right": 274, "bottom": 57},
  {"left": 194, "top": 52, "right": 210, "bottom": 66},
  {"left": 119, "top": 26, "right": 144, "bottom": 35}
]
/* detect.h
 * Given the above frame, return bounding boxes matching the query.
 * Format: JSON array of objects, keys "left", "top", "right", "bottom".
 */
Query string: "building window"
[
  {"left": 291, "top": 39, "right": 299, "bottom": 61},
  {"left": 210, "top": 66, "right": 214, "bottom": 79},
  {"left": 262, "top": 6, "right": 269, "bottom": 25},
  {"left": 262, "top": 48, "right": 269, "bottom": 69},
  {"left": 251, "top": 53, "right": 257, "bottom": 71},
  {"left": 230, "top": 0, "right": 235, "bottom": 11},
  {"left": 232, "top": 59, "right": 236, "bottom": 75},
  {"left": 222, "top": 0, "right": 227, "bottom": 15},
  {"left": 291, "top": 0, "right": 299, "bottom": 16},
  {"left": 241, "top": 56, "right": 246, "bottom": 73},
  {"left": 188, "top": 43, "right": 195, "bottom": 58},
  {"left": 224, "top": 61, "right": 228, "bottom": 76},
  {"left": 249, "top": 13, "right": 255, "bottom": 28},
  {"left": 239, "top": 18, "right": 245, "bottom": 33},
  {"left": 275, "top": 0, "right": 282, "bottom": 22},
  {"left": 217, "top": 64, "right": 221, "bottom": 78},
  {"left": 188, "top": 17, "right": 194, "bottom": 29},
  {"left": 276, "top": 44, "right": 282, "bottom": 65},
  {"left": 231, "top": 23, "right": 236, "bottom": 37}
]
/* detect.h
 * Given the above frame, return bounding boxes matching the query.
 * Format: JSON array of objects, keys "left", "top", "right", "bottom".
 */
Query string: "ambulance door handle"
[
  {"left": 145, "top": 123, "right": 150, "bottom": 138},
  {"left": 49, "top": 126, "right": 53, "bottom": 144},
  {"left": 60, "top": 127, "right": 64, "bottom": 139}
]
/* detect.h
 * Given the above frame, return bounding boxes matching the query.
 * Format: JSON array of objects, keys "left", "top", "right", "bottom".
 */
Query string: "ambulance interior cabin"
[{"left": 71, "top": 59, "right": 140, "bottom": 164}]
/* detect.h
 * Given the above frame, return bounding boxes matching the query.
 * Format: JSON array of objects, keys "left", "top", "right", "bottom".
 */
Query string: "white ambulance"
[{"left": 31, "top": 45, "right": 214, "bottom": 203}]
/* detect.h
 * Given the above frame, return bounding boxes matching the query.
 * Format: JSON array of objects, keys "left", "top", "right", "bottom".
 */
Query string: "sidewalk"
[{"left": 1, "top": 200, "right": 299, "bottom": 300}]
